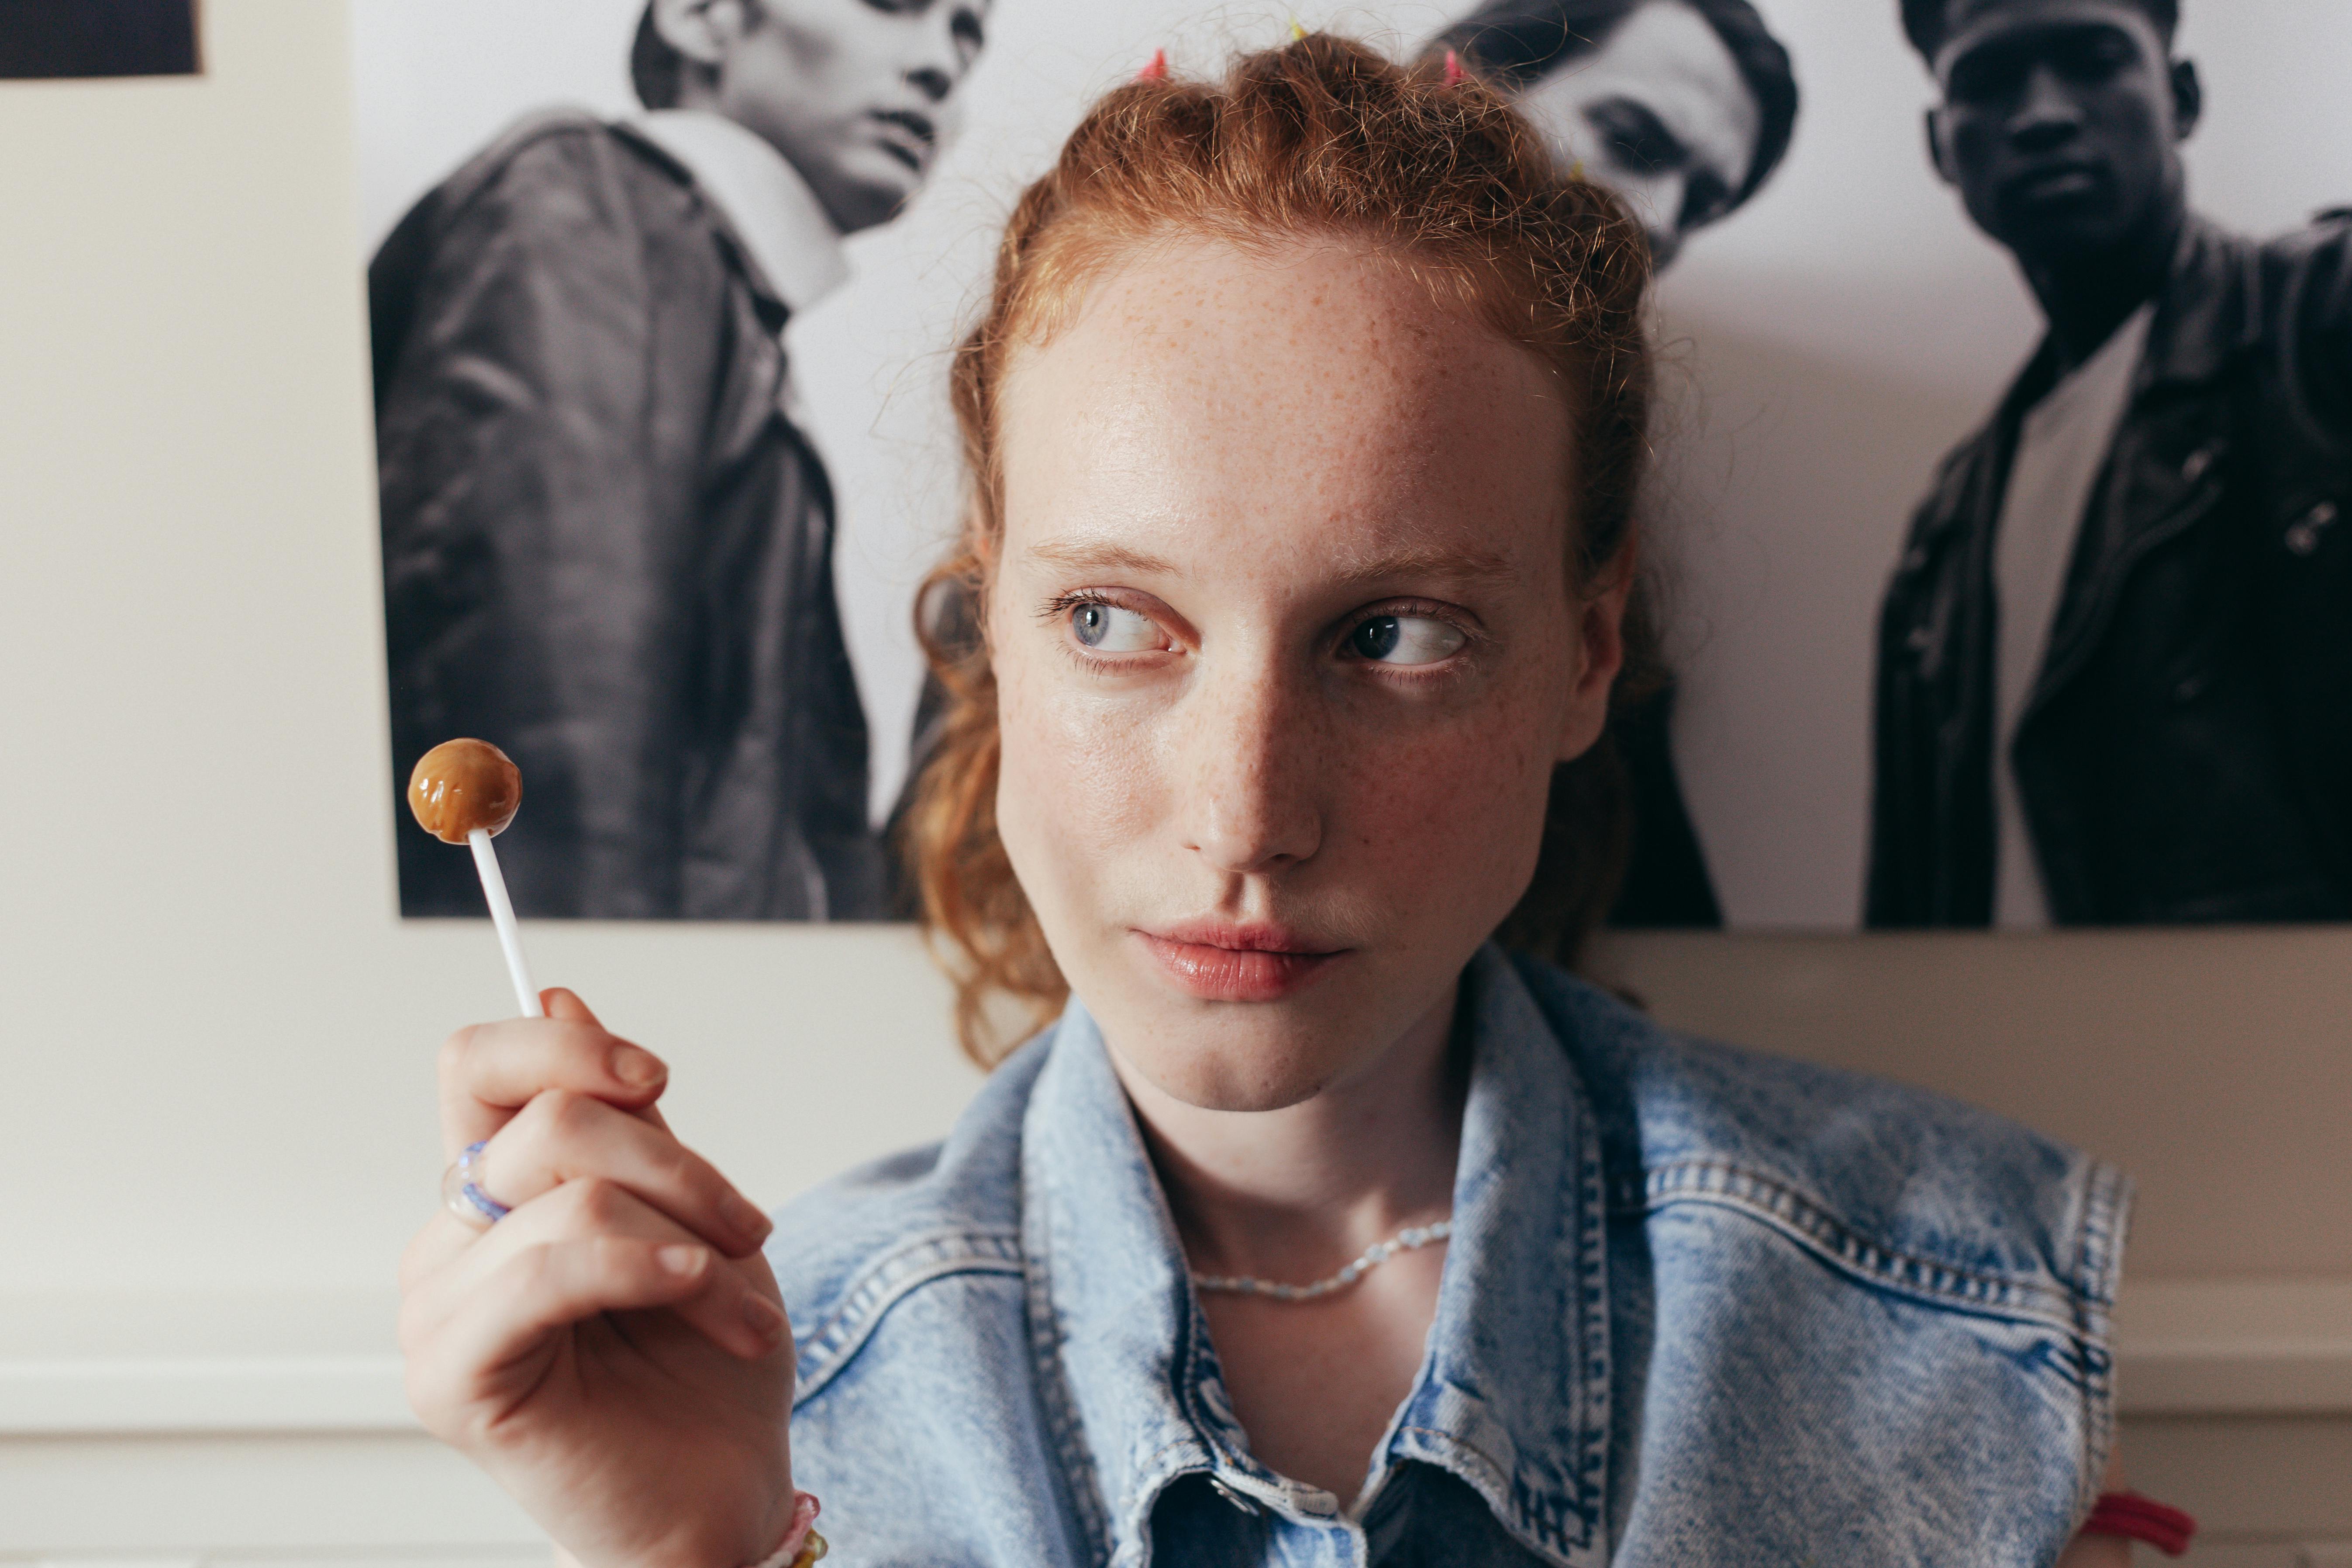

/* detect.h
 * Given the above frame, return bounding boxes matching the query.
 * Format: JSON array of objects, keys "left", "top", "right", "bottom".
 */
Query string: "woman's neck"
[{"left": 1110, "top": 982, "right": 1469, "bottom": 1283}]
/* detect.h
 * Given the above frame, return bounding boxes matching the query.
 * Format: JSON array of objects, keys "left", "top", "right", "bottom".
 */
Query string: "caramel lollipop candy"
[{"left": 408, "top": 739, "right": 541, "bottom": 1018}]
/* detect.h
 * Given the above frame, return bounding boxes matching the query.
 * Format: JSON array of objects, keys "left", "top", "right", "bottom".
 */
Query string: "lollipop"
[{"left": 408, "top": 739, "right": 541, "bottom": 1018}]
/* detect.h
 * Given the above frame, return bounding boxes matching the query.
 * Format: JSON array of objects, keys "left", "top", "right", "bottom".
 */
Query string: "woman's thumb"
[{"left": 541, "top": 986, "right": 601, "bottom": 1027}]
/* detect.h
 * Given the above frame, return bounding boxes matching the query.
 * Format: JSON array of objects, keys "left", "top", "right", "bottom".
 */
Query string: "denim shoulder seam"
[
  {"left": 1627, "top": 1159, "right": 2109, "bottom": 1336},
  {"left": 789, "top": 1227, "right": 1024, "bottom": 1405},
  {"left": 1022, "top": 1183, "right": 1117, "bottom": 1566},
  {"left": 2067, "top": 1158, "right": 2133, "bottom": 1523}
]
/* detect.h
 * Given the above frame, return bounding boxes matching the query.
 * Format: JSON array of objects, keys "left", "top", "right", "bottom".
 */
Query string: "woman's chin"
[{"left": 1111, "top": 1020, "right": 1358, "bottom": 1114}]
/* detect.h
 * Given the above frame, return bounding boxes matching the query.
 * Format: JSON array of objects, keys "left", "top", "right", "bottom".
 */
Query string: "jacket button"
[
  {"left": 1906, "top": 624, "right": 1934, "bottom": 653},
  {"left": 2181, "top": 444, "right": 2222, "bottom": 484},
  {"left": 2286, "top": 500, "right": 2340, "bottom": 556}
]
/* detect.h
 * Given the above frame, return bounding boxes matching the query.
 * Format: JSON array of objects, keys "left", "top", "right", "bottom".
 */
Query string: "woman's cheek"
[
  {"left": 995, "top": 658, "right": 1164, "bottom": 909},
  {"left": 1336, "top": 706, "right": 1552, "bottom": 912}
]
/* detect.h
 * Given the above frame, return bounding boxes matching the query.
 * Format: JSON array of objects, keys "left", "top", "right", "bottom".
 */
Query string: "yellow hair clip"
[{"left": 1289, "top": 18, "right": 1307, "bottom": 40}]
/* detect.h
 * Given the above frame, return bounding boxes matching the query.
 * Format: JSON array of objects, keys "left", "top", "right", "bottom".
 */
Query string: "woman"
[{"left": 400, "top": 37, "right": 2149, "bottom": 1567}]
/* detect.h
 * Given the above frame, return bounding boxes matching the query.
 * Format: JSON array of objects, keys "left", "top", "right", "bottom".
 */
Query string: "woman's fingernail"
[
  {"left": 742, "top": 1292, "right": 785, "bottom": 1340},
  {"left": 726, "top": 1192, "right": 773, "bottom": 1242},
  {"left": 614, "top": 1047, "right": 665, "bottom": 1087},
  {"left": 659, "top": 1244, "right": 706, "bottom": 1276}
]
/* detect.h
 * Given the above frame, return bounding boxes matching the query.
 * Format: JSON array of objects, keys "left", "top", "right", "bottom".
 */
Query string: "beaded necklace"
[{"left": 1188, "top": 1220, "right": 1453, "bottom": 1302}]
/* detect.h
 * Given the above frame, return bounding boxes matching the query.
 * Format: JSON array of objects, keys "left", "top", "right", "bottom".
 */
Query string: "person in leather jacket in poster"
[
  {"left": 373, "top": 0, "right": 985, "bottom": 920},
  {"left": 1869, "top": 0, "right": 2352, "bottom": 928}
]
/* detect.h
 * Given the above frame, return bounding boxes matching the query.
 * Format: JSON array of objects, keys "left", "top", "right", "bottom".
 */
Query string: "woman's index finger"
[{"left": 436, "top": 1015, "right": 668, "bottom": 1160}]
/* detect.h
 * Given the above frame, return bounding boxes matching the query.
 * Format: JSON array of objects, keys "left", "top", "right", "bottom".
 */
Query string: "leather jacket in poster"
[
  {"left": 1869, "top": 215, "right": 2352, "bottom": 927},
  {"left": 372, "top": 114, "right": 884, "bottom": 921}
]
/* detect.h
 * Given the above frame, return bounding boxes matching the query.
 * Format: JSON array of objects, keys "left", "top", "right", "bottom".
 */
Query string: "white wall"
[{"left": 0, "top": 3, "right": 2346, "bottom": 1561}]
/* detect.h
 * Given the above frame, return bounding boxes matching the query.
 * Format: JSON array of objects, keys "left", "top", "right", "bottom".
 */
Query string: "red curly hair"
[{"left": 903, "top": 32, "right": 1657, "bottom": 1065}]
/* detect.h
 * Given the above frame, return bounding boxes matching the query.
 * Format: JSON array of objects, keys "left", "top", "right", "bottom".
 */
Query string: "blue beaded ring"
[{"left": 441, "top": 1139, "right": 511, "bottom": 1227}]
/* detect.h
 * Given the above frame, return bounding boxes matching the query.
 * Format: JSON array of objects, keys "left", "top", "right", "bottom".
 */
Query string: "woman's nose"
[{"left": 1178, "top": 662, "right": 1324, "bottom": 875}]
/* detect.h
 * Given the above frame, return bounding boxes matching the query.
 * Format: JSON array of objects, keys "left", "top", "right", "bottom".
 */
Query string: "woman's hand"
[{"left": 399, "top": 989, "right": 797, "bottom": 1568}]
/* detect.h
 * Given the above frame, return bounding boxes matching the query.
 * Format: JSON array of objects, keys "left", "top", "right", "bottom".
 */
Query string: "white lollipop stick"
[{"left": 468, "top": 827, "right": 543, "bottom": 1018}]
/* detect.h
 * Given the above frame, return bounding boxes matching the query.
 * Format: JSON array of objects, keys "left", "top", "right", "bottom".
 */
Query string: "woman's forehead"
[
  {"left": 994, "top": 236, "right": 1575, "bottom": 588},
  {"left": 1001, "top": 238, "right": 1567, "bottom": 489}
]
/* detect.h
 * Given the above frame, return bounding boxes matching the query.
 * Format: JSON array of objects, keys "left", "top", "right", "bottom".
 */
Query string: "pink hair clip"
[
  {"left": 1135, "top": 47, "right": 1167, "bottom": 81},
  {"left": 1442, "top": 48, "right": 1466, "bottom": 87}
]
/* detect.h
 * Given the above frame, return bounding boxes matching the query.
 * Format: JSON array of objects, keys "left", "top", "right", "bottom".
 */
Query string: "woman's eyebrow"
[
  {"left": 1328, "top": 545, "right": 1514, "bottom": 590},
  {"left": 1026, "top": 540, "right": 1514, "bottom": 589},
  {"left": 1024, "top": 541, "right": 1179, "bottom": 576}
]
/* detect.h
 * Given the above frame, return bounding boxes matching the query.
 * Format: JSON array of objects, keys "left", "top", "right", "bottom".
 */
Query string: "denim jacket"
[{"left": 769, "top": 948, "right": 2128, "bottom": 1565}]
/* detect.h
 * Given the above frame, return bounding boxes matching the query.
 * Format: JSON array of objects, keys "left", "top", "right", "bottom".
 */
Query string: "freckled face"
[{"left": 988, "top": 237, "right": 1623, "bottom": 1112}]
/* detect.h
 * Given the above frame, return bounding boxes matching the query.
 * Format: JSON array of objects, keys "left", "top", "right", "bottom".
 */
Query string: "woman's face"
[
  {"left": 1512, "top": 0, "right": 1761, "bottom": 267},
  {"left": 988, "top": 236, "right": 1624, "bottom": 1113}
]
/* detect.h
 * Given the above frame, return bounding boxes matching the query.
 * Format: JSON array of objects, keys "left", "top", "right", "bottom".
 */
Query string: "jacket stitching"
[
  {"left": 1022, "top": 1173, "right": 1117, "bottom": 1565},
  {"left": 1561, "top": 1090, "right": 1610, "bottom": 1559},
  {"left": 2066, "top": 1161, "right": 2132, "bottom": 1523},
  {"left": 1631, "top": 1161, "right": 2108, "bottom": 1334},
  {"left": 790, "top": 1228, "right": 1022, "bottom": 1403}
]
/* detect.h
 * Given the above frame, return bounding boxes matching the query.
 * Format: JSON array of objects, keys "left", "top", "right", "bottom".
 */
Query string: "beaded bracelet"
[{"left": 743, "top": 1492, "right": 826, "bottom": 1568}]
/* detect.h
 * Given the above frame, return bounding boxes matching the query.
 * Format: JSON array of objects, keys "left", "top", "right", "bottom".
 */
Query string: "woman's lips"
[{"left": 1134, "top": 929, "right": 1345, "bottom": 1002}]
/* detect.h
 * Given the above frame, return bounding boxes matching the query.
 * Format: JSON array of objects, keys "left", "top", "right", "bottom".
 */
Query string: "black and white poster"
[{"left": 356, "top": 0, "right": 2352, "bottom": 930}]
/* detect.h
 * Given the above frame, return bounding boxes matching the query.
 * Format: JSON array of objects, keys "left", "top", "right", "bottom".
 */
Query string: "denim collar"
[{"left": 1018, "top": 946, "right": 1612, "bottom": 1568}]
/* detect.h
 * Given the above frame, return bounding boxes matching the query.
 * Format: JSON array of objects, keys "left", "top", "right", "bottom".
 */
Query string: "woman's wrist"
[
  {"left": 742, "top": 1492, "right": 825, "bottom": 1568},
  {"left": 541, "top": 1474, "right": 803, "bottom": 1568},
  {"left": 728, "top": 1476, "right": 811, "bottom": 1568}
]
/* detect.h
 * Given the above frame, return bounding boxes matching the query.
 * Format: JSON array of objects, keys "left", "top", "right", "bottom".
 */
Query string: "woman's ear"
[{"left": 1555, "top": 569, "right": 1631, "bottom": 765}]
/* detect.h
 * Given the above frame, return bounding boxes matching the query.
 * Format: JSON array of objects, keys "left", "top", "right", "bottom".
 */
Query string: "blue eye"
[
  {"left": 1349, "top": 614, "right": 1465, "bottom": 666},
  {"left": 1070, "top": 601, "right": 1164, "bottom": 653}
]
